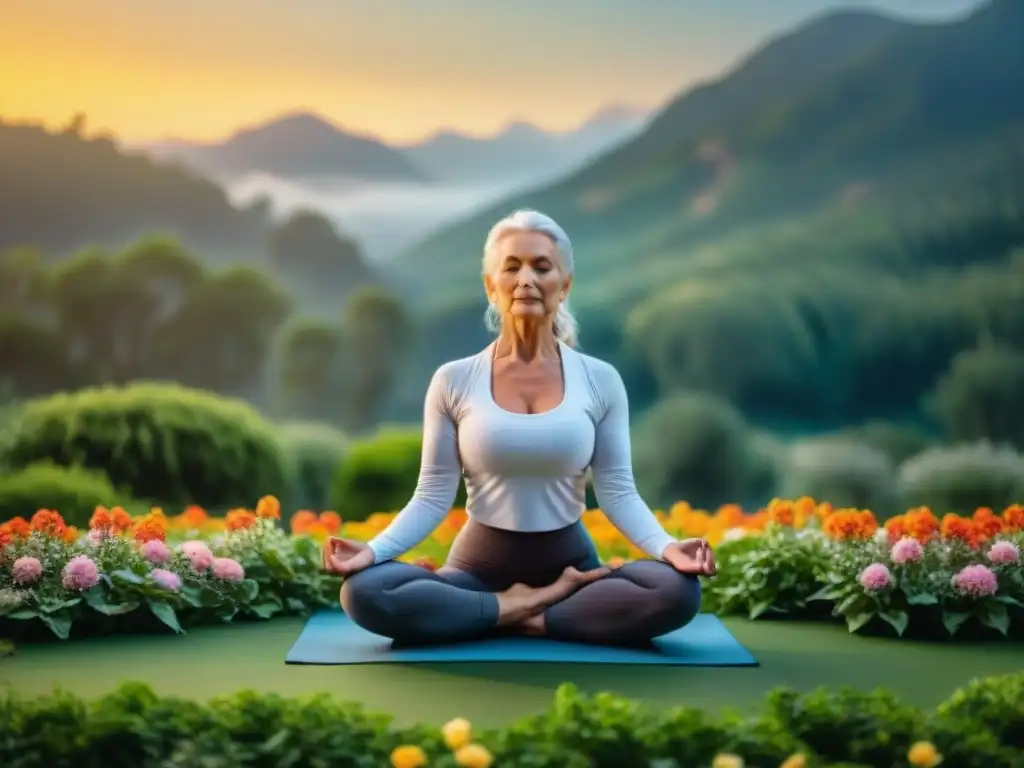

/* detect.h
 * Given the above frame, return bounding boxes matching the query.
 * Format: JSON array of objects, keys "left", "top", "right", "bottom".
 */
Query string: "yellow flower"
[
  {"left": 441, "top": 717, "right": 473, "bottom": 749},
  {"left": 712, "top": 754, "right": 744, "bottom": 768},
  {"left": 454, "top": 743, "right": 493, "bottom": 768},
  {"left": 908, "top": 741, "right": 942, "bottom": 767},
  {"left": 390, "top": 744, "right": 428, "bottom": 768},
  {"left": 780, "top": 754, "right": 807, "bottom": 768}
]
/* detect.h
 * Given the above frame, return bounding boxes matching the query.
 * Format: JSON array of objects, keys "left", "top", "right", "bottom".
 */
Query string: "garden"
[{"left": 2, "top": 495, "right": 1023, "bottom": 766}]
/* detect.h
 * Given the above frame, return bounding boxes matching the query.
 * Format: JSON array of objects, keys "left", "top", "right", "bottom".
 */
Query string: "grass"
[{"left": 3, "top": 617, "right": 1023, "bottom": 727}]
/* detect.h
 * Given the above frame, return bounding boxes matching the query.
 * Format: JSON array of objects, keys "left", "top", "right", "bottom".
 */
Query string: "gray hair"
[{"left": 481, "top": 209, "right": 579, "bottom": 347}]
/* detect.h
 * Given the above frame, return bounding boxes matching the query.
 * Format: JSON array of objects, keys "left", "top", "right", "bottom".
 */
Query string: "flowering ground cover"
[
  {"left": 2, "top": 497, "right": 1022, "bottom": 766},
  {"left": 1, "top": 496, "right": 1022, "bottom": 642}
]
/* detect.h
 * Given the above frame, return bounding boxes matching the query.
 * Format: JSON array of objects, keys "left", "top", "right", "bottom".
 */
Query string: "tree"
[
  {"left": 0, "top": 236, "right": 292, "bottom": 399},
  {"left": 927, "top": 343, "right": 1024, "bottom": 450},
  {"left": 156, "top": 266, "right": 292, "bottom": 394},
  {"left": 276, "top": 319, "right": 349, "bottom": 423},
  {"left": 267, "top": 210, "right": 373, "bottom": 315},
  {"left": 341, "top": 287, "right": 412, "bottom": 431}
]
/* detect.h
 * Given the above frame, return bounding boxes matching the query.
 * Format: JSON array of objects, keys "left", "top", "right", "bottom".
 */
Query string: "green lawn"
[{"left": 2, "top": 617, "right": 1022, "bottom": 728}]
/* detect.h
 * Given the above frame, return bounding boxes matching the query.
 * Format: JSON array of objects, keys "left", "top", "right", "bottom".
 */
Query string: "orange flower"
[
  {"left": 767, "top": 499, "right": 795, "bottom": 527},
  {"left": 1003, "top": 504, "right": 1024, "bottom": 533},
  {"left": 319, "top": 511, "right": 342, "bottom": 534},
  {"left": 31, "top": 509, "right": 67, "bottom": 538},
  {"left": 4, "top": 517, "right": 31, "bottom": 538},
  {"left": 61, "top": 525, "right": 79, "bottom": 543},
  {"left": 256, "top": 495, "right": 281, "bottom": 519},
  {"left": 884, "top": 515, "right": 907, "bottom": 543},
  {"left": 903, "top": 507, "right": 939, "bottom": 543},
  {"left": 972, "top": 507, "right": 1003, "bottom": 540},
  {"left": 290, "top": 510, "right": 318, "bottom": 534},
  {"left": 111, "top": 507, "right": 133, "bottom": 534},
  {"left": 794, "top": 496, "right": 817, "bottom": 518},
  {"left": 941, "top": 514, "right": 980, "bottom": 549},
  {"left": 822, "top": 509, "right": 878, "bottom": 540},
  {"left": 226, "top": 509, "right": 257, "bottom": 531},
  {"left": 0, "top": 527, "right": 13, "bottom": 551},
  {"left": 305, "top": 522, "right": 329, "bottom": 541},
  {"left": 132, "top": 514, "right": 167, "bottom": 543},
  {"left": 181, "top": 505, "right": 208, "bottom": 527},
  {"left": 90, "top": 506, "right": 113, "bottom": 531},
  {"left": 714, "top": 504, "right": 746, "bottom": 527}
]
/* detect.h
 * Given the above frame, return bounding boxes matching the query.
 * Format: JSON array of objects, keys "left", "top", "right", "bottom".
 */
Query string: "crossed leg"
[
  {"left": 341, "top": 558, "right": 701, "bottom": 647},
  {"left": 341, "top": 561, "right": 607, "bottom": 645}
]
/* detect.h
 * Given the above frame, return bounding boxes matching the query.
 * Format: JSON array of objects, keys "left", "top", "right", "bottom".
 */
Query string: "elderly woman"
[{"left": 322, "top": 209, "right": 716, "bottom": 647}]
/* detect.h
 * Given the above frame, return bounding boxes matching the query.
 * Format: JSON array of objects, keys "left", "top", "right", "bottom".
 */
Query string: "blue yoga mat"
[{"left": 285, "top": 611, "right": 758, "bottom": 666}]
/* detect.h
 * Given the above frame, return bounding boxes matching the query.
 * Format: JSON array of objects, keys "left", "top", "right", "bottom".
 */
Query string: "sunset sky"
[{"left": 3, "top": 0, "right": 985, "bottom": 145}]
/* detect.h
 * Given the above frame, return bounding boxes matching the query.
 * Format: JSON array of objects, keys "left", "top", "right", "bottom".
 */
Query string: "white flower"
[
  {"left": 723, "top": 528, "right": 749, "bottom": 541},
  {"left": 0, "top": 588, "right": 26, "bottom": 609}
]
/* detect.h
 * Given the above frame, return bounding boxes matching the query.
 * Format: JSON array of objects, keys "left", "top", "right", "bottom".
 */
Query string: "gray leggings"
[{"left": 340, "top": 519, "right": 701, "bottom": 646}]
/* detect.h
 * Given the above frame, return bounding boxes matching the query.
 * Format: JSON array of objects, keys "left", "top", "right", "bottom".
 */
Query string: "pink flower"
[
  {"left": 859, "top": 563, "right": 892, "bottom": 591},
  {"left": 952, "top": 564, "right": 998, "bottom": 597},
  {"left": 62, "top": 555, "right": 101, "bottom": 591},
  {"left": 180, "top": 540, "right": 214, "bottom": 572},
  {"left": 890, "top": 537, "right": 924, "bottom": 565},
  {"left": 212, "top": 557, "right": 244, "bottom": 582},
  {"left": 87, "top": 528, "right": 110, "bottom": 547},
  {"left": 140, "top": 539, "right": 172, "bottom": 565},
  {"left": 150, "top": 568, "right": 182, "bottom": 592},
  {"left": 11, "top": 556, "right": 43, "bottom": 585},
  {"left": 987, "top": 541, "right": 1020, "bottom": 565}
]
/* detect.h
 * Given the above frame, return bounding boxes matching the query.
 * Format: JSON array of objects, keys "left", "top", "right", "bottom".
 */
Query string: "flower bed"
[
  {"left": 3, "top": 671, "right": 1021, "bottom": 767},
  {"left": 1, "top": 496, "right": 1022, "bottom": 641}
]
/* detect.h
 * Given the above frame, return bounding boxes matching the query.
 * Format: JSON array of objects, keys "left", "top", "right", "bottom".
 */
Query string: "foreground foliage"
[
  {"left": 2, "top": 672, "right": 1021, "bottom": 767},
  {"left": 1, "top": 496, "right": 1022, "bottom": 642}
]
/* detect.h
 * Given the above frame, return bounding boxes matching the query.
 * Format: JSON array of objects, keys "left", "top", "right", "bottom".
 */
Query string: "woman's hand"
[
  {"left": 661, "top": 538, "right": 717, "bottom": 577},
  {"left": 320, "top": 537, "right": 375, "bottom": 576}
]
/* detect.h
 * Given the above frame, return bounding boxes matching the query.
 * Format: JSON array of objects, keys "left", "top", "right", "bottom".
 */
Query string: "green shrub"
[
  {"left": 2, "top": 382, "right": 288, "bottom": 509},
  {"left": 897, "top": 441, "right": 1024, "bottom": 514},
  {"left": 833, "top": 420, "right": 936, "bottom": 466},
  {"left": 278, "top": 421, "right": 349, "bottom": 512},
  {"left": 928, "top": 343, "right": 1024, "bottom": 450},
  {"left": 781, "top": 438, "right": 898, "bottom": 516},
  {"left": 331, "top": 426, "right": 467, "bottom": 522},
  {"left": 633, "top": 391, "right": 777, "bottom": 509},
  {"left": 0, "top": 462, "right": 142, "bottom": 527},
  {"left": 0, "top": 519, "right": 338, "bottom": 641},
  {"left": 1, "top": 675, "right": 1021, "bottom": 766}
]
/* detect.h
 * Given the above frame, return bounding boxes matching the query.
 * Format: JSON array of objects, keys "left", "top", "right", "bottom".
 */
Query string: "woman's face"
[{"left": 484, "top": 230, "right": 572, "bottom": 327}]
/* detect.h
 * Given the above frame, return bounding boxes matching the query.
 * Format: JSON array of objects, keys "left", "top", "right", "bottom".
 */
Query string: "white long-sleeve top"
[{"left": 366, "top": 341, "right": 677, "bottom": 563}]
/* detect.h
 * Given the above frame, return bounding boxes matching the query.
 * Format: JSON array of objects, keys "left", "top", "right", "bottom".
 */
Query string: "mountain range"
[
  {"left": 141, "top": 106, "right": 648, "bottom": 185},
  {"left": 392, "top": 0, "right": 1024, "bottom": 313}
]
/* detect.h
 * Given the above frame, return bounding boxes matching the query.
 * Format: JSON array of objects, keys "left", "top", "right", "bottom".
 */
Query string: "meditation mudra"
[{"left": 321, "top": 209, "right": 717, "bottom": 647}]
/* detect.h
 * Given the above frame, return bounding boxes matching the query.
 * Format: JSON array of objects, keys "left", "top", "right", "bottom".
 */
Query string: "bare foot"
[
  {"left": 517, "top": 613, "right": 546, "bottom": 636},
  {"left": 495, "top": 567, "right": 608, "bottom": 626}
]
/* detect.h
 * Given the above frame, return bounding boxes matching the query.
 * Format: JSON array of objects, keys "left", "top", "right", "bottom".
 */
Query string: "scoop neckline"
[{"left": 485, "top": 340, "right": 570, "bottom": 418}]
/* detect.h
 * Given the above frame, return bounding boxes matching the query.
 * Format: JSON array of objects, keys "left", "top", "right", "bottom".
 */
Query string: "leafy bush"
[
  {"left": 897, "top": 441, "right": 1024, "bottom": 514},
  {"left": 331, "top": 427, "right": 467, "bottom": 522},
  {"left": 701, "top": 527, "right": 832, "bottom": 620},
  {"left": 928, "top": 343, "right": 1024, "bottom": 450},
  {"left": 278, "top": 421, "right": 349, "bottom": 513},
  {"left": 633, "top": 391, "right": 777, "bottom": 509},
  {"left": 0, "top": 512, "right": 339, "bottom": 641},
  {"left": 2, "top": 382, "right": 289, "bottom": 508},
  {"left": 0, "top": 462, "right": 142, "bottom": 527},
  {"left": 1, "top": 675, "right": 1021, "bottom": 767},
  {"left": 833, "top": 420, "right": 936, "bottom": 466},
  {"left": 780, "top": 438, "right": 897, "bottom": 517}
]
